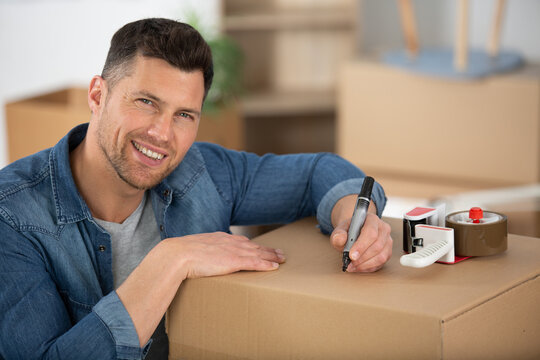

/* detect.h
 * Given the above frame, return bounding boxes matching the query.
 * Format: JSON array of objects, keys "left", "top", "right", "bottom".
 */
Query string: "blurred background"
[{"left": 1, "top": 0, "right": 539, "bottom": 235}]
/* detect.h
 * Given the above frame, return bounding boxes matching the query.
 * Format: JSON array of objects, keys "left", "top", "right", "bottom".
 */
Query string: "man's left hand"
[{"left": 330, "top": 195, "right": 393, "bottom": 272}]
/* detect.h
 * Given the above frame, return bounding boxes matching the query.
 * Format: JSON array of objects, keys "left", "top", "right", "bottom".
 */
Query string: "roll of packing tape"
[{"left": 445, "top": 209, "right": 508, "bottom": 256}]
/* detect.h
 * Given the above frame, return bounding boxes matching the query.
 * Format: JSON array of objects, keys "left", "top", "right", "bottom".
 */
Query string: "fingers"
[
  {"left": 226, "top": 235, "right": 286, "bottom": 264},
  {"left": 348, "top": 233, "right": 392, "bottom": 272},
  {"left": 238, "top": 245, "right": 286, "bottom": 265},
  {"left": 345, "top": 215, "right": 393, "bottom": 273},
  {"left": 347, "top": 214, "right": 380, "bottom": 262},
  {"left": 179, "top": 232, "right": 287, "bottom": 279},
  {"left": 222, "top": 245, "right": 284, "bottom": 274},
  {"left": 234, "top": 256, "right": 281, "bottom": 272},
  {"left": 330, "top": 218, "right": 351, "bottom": 251}
]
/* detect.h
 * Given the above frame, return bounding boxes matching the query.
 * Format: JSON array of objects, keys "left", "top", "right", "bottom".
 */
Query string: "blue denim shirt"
[{"left": 0, "top": 124, "right": 386, "bottom": 359}]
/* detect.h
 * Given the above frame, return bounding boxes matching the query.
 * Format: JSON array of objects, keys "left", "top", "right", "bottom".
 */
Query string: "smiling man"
[{"left": 0, "top": 18, "right": 392, "bottom": 360}]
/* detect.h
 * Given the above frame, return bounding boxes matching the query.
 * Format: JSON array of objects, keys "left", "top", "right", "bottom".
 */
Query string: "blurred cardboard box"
[
  {"left": 5, "top": 87, "right": 244, "bottom": 163},
  {"left": 197, "top": 104, "right": 245, "bottom": 151},
  {"left": 6, "top": 88, "right": 90, "bottom": 163},
  {"left": 167, "top": 217, "right": 540, "bottom": 359},
  {"left": 337, "top": 60, "right": 540, "bottom": 197}
]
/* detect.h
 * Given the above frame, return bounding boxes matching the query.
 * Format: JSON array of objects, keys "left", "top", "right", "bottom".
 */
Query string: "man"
[{"left": 0, "top": 18, "right": 392, "bottom": 359}]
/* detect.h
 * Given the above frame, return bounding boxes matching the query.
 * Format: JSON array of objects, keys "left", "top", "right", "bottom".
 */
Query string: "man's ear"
[{"left": 88, "top": 76, "right": 107, "bottom": 115}]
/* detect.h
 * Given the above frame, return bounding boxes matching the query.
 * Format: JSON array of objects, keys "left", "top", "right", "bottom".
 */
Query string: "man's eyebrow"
[
  {"left": 179, "top": 107, "right": 201, "bottom": 117},
  {"left": 134, "top": 90, "right": 163, "bottom": 103}
]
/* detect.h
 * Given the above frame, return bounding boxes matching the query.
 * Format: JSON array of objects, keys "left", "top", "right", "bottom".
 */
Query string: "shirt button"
[
  {"left": 163, "top": 189, "right": 170, "bottom": 197},
  {"left": 98, "top": 245, "right": 106, "bottom": 252},
  {"left": 160, "top": 225, "right": 164, "bottom": 232}
]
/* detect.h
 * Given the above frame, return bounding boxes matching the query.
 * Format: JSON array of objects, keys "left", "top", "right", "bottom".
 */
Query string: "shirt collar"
[
  {"left": 50, "top": 123, "right": 93, "bottom": 224},
  {"left": 49, "top": 123, "right": 206, "bottom": 224}
]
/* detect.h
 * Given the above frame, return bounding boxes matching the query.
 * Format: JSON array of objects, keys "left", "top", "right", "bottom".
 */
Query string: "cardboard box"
[
  {"left": 196, "top": 104, "right": 245, "bottom": 151},
  {"left": 337, "top": 60, "right": 540, "bottom": 194},
  {"left": 5, "top": 88, "right": 245, "bottom": 163},
  {"left": 5, "top": 88, "right": 90, "bottom": 162},
  {"left": 167, "top": 217, "right": 540, "bottom": 359}
]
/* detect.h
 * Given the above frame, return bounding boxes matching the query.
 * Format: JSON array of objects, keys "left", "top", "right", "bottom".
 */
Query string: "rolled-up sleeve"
[
  {"left": 316, "top": 177, "right": 386, "bottom": 234},
  {"left": 197, "top": 144, "right": 386, "bottom": 233},
  {"left": 93, "top": 291, "right": 152, "bottom": 359}
]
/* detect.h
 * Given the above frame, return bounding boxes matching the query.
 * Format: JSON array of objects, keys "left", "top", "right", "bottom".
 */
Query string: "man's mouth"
[{"left": 132, "top": 141, "right": 166, "bottom": 160}]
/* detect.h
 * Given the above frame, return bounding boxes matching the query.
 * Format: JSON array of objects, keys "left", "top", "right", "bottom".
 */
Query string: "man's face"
[{"left": 94, "top": 56, "right": 204, "bottom": 190}]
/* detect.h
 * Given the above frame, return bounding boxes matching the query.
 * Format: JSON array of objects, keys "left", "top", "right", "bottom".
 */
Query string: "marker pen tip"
[{"left": 342, "top": 253, "right": 351, "bottom": 272}]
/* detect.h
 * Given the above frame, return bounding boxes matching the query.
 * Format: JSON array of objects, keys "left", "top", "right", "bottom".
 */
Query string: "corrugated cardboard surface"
[
  {"left": 337, "top": 60, "right": 540, "bottom": 187},
  {"left": 167, "top": 217, "right": 540, "bottom": 359}
]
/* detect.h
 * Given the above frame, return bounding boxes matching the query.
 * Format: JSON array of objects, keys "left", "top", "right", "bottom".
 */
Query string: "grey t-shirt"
[
  {"left": 95, "top": 191, "right": 168, "bottom": 359},
  {"left": 95, "top": 191, "right": 161, "bottom": 289}
]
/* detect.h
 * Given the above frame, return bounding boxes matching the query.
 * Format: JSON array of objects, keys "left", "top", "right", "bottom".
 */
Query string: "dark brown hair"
[{"left": 101, "top": 18, "right": 213, "bottom": 99}]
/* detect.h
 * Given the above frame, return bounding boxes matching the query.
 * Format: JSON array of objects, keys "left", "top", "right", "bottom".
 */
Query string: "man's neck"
[{"left": 70, "top": 137, "right": 145, "bottom": 224}]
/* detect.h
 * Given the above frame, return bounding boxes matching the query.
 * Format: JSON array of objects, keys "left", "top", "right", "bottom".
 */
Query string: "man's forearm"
[{"left": 116, "top": 239, "right": 188, "bottom": 346}]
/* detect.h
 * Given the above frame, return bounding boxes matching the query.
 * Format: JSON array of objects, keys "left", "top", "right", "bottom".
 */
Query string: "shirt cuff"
[
  {"left": 316, "top": 178, "right": 387, "bottom": 234},
  {"left": 93, "top": 291, "right": 152, "bottom": 359}
]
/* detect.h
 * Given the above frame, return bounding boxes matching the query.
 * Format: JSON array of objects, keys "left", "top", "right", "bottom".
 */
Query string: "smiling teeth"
[{"left": 133, "top": 141, "right": 164, "bottom": 160}]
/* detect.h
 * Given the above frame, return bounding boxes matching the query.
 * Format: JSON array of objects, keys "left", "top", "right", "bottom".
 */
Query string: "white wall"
[
  {"left": 1, "top": 0, "right": 539, "bottom": 169},
  {"left": 361, "top": 0, "right": 540, "bottom": 60},
  {"left": 0, "top": 0, "right": 219, "bottom": 169}
]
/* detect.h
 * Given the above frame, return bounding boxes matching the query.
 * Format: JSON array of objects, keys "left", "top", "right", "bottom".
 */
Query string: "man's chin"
[
  {"left": 127, "top": 181, "right": 158, "bottom": 191},
  {"left": 118, "top": 170, "right": 168, "bottom": 191},
  {"left": 113, "top": 154, "right": 180, "bottom": 190}
]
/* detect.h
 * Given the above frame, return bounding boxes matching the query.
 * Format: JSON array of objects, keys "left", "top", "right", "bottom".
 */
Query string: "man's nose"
[{"left": 147, "top": 114, "right": 173, "bottom": 143}]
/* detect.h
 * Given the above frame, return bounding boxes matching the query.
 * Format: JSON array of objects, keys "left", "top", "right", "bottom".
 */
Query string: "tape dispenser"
[
  {"left": 401, "top": 205, "right": 455, "bottom": 268},
  {"left": 400, "top": 205, "right": 508, "bottom": 268}
]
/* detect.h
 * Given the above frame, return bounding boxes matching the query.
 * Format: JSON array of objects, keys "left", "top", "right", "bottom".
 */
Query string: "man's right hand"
[
  {"left": 117, "top": 232, "right": 285, "bottom": 347},
  {"left": 164, "top": 232, "right": 286, "bottom": 279}
]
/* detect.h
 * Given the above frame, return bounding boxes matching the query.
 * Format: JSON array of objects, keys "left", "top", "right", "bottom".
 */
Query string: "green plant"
[{"left": 186, "top": 12, "right": 244, "bottom": 113}]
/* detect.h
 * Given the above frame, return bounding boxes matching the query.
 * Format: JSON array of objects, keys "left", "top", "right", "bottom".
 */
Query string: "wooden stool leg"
[
  {"left": 398, "top": 0, "right": 419, "bottom": 58},
  {"left": 454, "top": 0, "right": 469, "bottom": 72},
  {"left": 488, "top": 0, "right": 506, "bottom": 57}
]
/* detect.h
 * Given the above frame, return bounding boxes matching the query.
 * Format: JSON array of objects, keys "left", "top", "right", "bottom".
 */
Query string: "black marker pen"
[{"left": 342, "top": 176, "right": 374, "bottom": 272}]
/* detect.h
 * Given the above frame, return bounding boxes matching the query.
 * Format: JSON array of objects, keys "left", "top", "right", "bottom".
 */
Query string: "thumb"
[{"left": 330, "top": 218, "right": 351, "bottom": 251}]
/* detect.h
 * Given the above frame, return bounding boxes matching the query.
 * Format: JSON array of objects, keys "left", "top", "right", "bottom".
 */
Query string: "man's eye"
[
  {"left": 178, "top": 112, "right": 193, "bottom": 120},
  {"left": 138, "top": 98, "right": 153, "bottom": 106}
]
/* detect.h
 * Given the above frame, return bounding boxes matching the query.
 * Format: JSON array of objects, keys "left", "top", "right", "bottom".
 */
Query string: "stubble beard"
[{"left": 97, "top": 111, "right": 176, "bottom": 191}]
